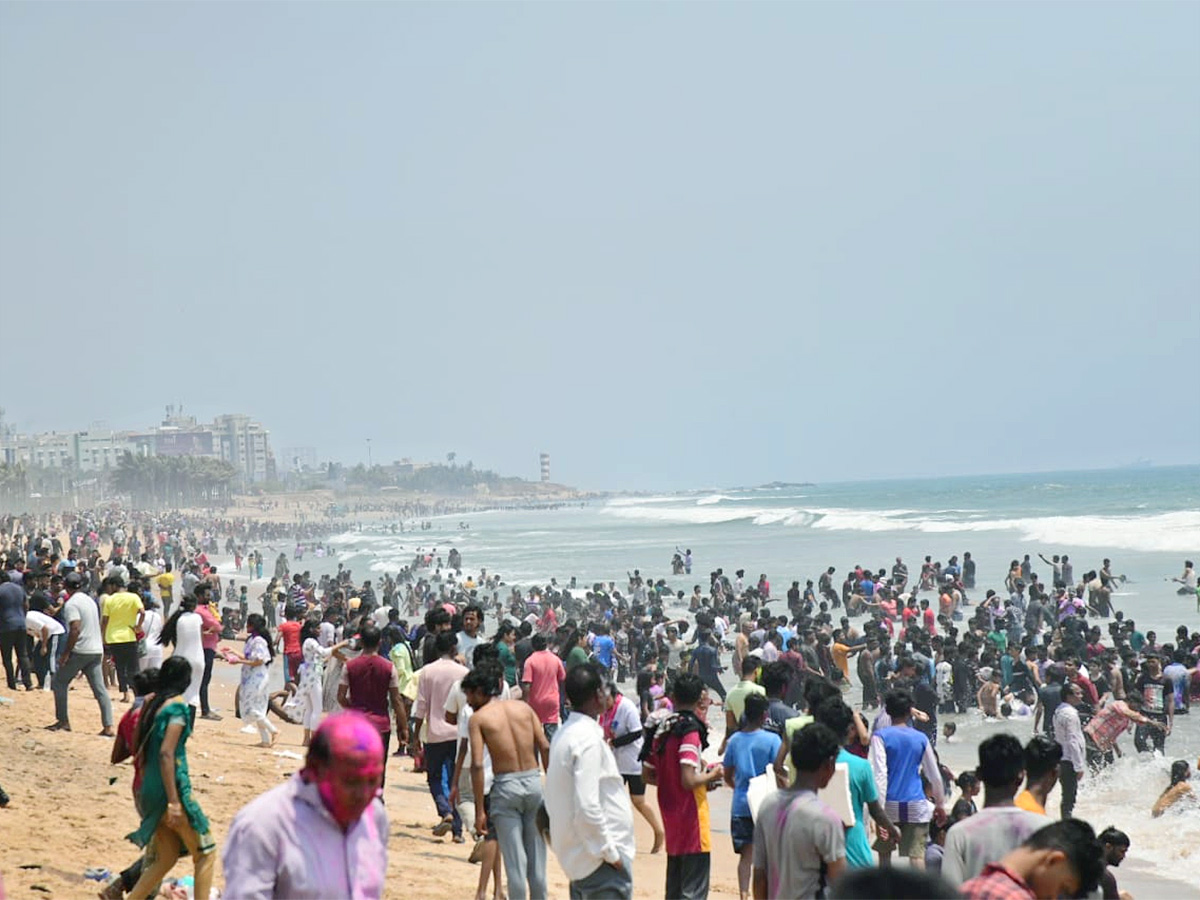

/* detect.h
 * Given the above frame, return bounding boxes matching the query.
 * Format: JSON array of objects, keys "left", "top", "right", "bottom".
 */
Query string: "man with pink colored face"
[{"left": 222, "top": 712, "right": 389, "bottom": 899}]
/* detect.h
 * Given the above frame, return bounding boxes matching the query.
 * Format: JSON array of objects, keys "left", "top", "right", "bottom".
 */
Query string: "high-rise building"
[
  {"left": 0, "top": 411, "right": 274, "bottom": 483},
  {"left": 540, "top": 452, "right": 551, "bottom": 483}
]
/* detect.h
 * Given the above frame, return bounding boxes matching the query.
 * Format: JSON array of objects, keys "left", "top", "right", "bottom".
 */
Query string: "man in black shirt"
[
  {"left": 1132, "top": 657, "right": 1174, "bottom": 754},
  {"left": 1034, "top": 666, "right": 1065, "bottom": 739}
]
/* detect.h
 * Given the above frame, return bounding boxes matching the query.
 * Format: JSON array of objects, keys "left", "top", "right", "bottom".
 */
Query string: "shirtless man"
[
  {"left": 978, "top": 670, "right": 1002, "bottom": 718},
  {"left": 468, "top": 662, "right": 551, "bottom": 900}
]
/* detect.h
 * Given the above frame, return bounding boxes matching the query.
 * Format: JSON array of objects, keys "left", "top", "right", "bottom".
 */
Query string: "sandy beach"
[
  {"left": 0, "top": 667, "right": 747, "bottom": 899},
  {"left": 2, "top": 662, "right": 1193, "bottom": 899}
]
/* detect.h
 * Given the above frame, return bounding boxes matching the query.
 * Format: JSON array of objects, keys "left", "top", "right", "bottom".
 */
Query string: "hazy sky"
[{"left": 2, "top": 2, "right": 1197, "bottom": 490}]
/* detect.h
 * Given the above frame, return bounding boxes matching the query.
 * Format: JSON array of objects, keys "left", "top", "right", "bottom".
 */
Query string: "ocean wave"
[
  {"left": 600, "top": 503, "right": 1199, "bottom": 553},
  {"left": 1074, "top": 754, "right": 1200, "bottom": 880},
  {"left": 696, "top": 494, "right": 738, "bottom": 506},
  {"left": 601, "top": 504, "right": 771, "bottom": 525},
  {"left": 605, "top": 496, "right": 680, "bottom": 507},
  {"left": 911, "top": 511, "right": 1200, "bottom": 554}
]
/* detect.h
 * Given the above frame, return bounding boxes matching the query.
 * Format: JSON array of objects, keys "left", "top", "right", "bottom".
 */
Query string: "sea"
[{"left": 311, "top": 464, "right": 1200, "bottom": 885}]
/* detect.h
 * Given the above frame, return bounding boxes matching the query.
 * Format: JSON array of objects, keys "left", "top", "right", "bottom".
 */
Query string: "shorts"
[
  {"left": 873, "top": 821, "right": 929, "bottom": 859},
  {"left": 887, "top": 822, "right": 928, "bottom": 860},
  {"left": 622, "top": 773, "right": 646, "bottom": 797},
  {"left": 730, "top": 815, "right": 755, "bottom": 852}
]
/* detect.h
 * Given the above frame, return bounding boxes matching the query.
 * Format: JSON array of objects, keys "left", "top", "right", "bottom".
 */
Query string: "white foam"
[
  {"left": 1074, "top": 754, "right": 1200, "bottom": 878},
  {"left": 697, "top": 494, "right": 737, "bottom": 506},
  {"left": 601, "top": 504, "right": 775, "bottom": 525},
  {"left": 600, "top": 502, "right": 1199, "bottom": 554},
  {"left": 911, "top": 511, "right": 1200, "bottom": 554},
  {"left": 605, "top": 496, "right": 680, "bottom": 507}
]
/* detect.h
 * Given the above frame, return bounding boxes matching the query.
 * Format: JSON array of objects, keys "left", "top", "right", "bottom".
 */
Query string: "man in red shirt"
[
  {"left": 642, "top": 673, "right": 724, "bottom": 900},
  {"left": 278, "top": 607, "right": 304, "bottom": 684},
  {"left": 960, "top": 819, "right": 1103, "bottom": 900},
  {"left": 194, "top": 583, "right": 223, "bottom": 720},
  {"left": 338, "top": 622, "right": 405, "bottom": 788},
  {"left": 519, "top": 634, "right": 565, "bottom": 740},
  {"left": 1063, "top": 657, "right": 1099, "bottom": 712}
]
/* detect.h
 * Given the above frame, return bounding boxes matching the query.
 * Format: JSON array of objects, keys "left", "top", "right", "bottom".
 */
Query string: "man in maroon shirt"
[
  {"left": 338, "top": 623, "right": 405, "bottom": 788},
  {"left": 1064, "top": 657, "right": 1099, "bottom": 713}
]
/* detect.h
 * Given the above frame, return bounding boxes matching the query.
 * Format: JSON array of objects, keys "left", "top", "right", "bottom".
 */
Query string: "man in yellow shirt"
[
  {"left": 155, "top": 564, "right": 175, "bottom": 616},
  {"left": 721, "top": 655, "right": 765, "bottom": 753},
  {"left": 100, "top": 576, "right": 144, "bottom": 704},
  {"left": 1014, "top": 734, "right": 1060, "bottom": 816},
  {"left": 831, "top": 628, "right": 864, "bottom": 682}
]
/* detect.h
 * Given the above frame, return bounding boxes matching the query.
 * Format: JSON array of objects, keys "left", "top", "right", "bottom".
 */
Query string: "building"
[
  {"left": 74, "top": 430, "right": 152, "bottom": 472},
  {"left": 540, "top": 452, "right": 551, "bottom": 483},
  {"left": 211, "top": 413, "right": 273, "bottom": 484},
  {"left": 0, "top": 411, "right": 274, "bottom": 484}
]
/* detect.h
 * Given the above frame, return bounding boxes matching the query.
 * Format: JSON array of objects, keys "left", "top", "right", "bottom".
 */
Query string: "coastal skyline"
[{"left": 2, "top": 3, "right": 1198, "bottom": 491}]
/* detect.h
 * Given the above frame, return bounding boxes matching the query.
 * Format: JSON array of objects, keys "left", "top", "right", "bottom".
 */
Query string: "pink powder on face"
[{"left": 308, "top": 712, "right": 385, "bottom": 824}]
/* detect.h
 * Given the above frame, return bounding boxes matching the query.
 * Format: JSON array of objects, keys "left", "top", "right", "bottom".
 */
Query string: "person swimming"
[{"left": 1151, "top": 760, "right": 1194, "bottom": 818}]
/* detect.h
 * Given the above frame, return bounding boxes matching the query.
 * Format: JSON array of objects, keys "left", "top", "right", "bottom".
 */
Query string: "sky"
[{"left": 1, "top": 2, "right": 1198, "bottom": 491}]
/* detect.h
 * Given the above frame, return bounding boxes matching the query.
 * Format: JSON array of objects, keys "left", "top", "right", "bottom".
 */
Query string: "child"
[
  {"left": 925, "top": 818, "right": 949, "bottom": 874},
  {"left": 951, "top": 771, "right": 980, "bottom": 820},
  {"left": 943, "top": 721, "right": 958, "bottom": 743}
]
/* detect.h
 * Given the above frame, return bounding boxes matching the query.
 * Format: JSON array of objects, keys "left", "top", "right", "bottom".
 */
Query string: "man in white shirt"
[
  {"left": 26, "top": 608, "right": 65, "bottom": 690},
  {"left": 46, "top": 572, "right": 114, "bottom": 735},
  {"left": 1053, "top": 682, "right": 1087, "bottom": 819},
  {"left": 546, "top": 664, "right": 636, "bottom": 899}
]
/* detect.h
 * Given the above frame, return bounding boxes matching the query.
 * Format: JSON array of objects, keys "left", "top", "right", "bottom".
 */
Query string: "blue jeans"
[
  {"left": 33, "top": 634, "right": 60, "bottom": 688},
  {"left": 52, "top": 651, "right": 113, "bottom": 729},
  {"left": 424, "top": 739, "right": 461, "bottom": 837},
  {"left": 490, "top": 769, "right": 547, "bottom": 900}
]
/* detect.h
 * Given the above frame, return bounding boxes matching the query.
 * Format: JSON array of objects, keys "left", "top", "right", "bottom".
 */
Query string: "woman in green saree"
[{"left": 126, "top": 656, "right": 216, "bottom": 899}]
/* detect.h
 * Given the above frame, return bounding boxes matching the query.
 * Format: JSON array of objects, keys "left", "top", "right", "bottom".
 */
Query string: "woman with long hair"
[
  {"left": 493, "top": 623, "right": 519, "bottom": 688},
  {"left": 157, "top": 595, "right": 204, "bottom": 713},
  {"left": 561, "top": 628, "right": 589, "bottom": 670},
  {"left": 297, "top": 617, "right": 347, "bottom": 746},
  {"left": 225, "top": 613, "right": 278, "bottom": 747},
  {"left": 125, "top": 656, "right": 216, "bottom": 899},
  {"left": 1152, "top": 760, "right": 1194, "bottom": 818}
]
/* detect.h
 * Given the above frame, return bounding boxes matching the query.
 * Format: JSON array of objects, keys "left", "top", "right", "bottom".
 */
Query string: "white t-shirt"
[
  {"left": 26, "top": 610, "right": 65, "bottom": 640},
  {"left": 608, "top": 694, "right": 644, "bottom": 776},
  {"left": 318, "top": 621, "right": 336, "bottom": 647},
  {"left": 141, "top": 608, "right": 164, "bottom": 652},
  {"left": 64, "top": 592, "right": 103, "bottom": 655},
  {"left": 457, "top": 631, "right": 480, "bottom": 668}
]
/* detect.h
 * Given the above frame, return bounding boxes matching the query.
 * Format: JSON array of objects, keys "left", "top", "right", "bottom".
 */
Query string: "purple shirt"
[{"left": 222, "top": 774, "right": 387, "bottom": 899}]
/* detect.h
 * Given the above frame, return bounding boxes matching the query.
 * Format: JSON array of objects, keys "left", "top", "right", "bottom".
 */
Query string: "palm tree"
[{"left": 446, "top": 451, "right": 457, "bottom": 467}]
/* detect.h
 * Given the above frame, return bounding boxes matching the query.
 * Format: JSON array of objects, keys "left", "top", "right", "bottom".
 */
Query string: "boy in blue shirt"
[{"left": 723, "top": 693, "right": 781, "bottom": 900}]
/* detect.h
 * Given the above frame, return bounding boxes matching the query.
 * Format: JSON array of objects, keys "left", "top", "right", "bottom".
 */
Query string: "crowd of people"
[{"left": 2, "top": 509, "right": 1199, "bottom": 899}]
